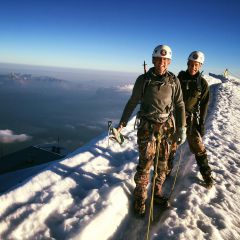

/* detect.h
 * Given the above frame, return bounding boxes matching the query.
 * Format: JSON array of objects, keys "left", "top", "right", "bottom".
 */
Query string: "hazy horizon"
[
  {"left": 0, "top": 62, "right": 139, "bottom": 84},
  {"left": 0, "top": 67, "right": 136, "bottom": 157}
]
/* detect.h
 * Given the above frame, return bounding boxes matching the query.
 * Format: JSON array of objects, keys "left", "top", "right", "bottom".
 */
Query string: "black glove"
[{"left": 197, "top": 123, "right": 205, "bottom": 137}]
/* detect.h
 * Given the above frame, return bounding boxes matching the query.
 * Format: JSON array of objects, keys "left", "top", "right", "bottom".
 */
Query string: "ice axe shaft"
[{"left": 107, "top": 121, "right": 112, "bottom": 147}]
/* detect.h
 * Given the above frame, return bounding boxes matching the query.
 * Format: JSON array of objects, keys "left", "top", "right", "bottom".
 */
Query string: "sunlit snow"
[{"left": 0, "top": 74, "right": 240, "bottom": 240}]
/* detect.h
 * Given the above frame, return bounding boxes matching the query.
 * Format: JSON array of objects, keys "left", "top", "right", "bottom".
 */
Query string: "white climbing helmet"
[
  {"left": 152, "top": 45, "right": 172, "bottom": 59},
  {"left": 188, "top": 51, "right": 205, "bottom": 64}
]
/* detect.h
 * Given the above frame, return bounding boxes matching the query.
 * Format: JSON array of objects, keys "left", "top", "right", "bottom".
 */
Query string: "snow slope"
[{"left": 0, "top": 74, "right": 240, "bottom": 240}]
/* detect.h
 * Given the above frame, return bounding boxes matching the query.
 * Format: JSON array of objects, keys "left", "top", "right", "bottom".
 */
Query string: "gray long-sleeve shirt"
[{"left": 119, "top": 67, "right": 186, "bottom": 128}]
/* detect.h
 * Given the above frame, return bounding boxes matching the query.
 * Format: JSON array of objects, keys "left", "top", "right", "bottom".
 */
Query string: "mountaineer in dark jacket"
[
  {"left": 178, "top": 50, "right": 213, "bottom": 189},
  {"left": 117, "top": 44, "right": 186, "bottom": 216}
]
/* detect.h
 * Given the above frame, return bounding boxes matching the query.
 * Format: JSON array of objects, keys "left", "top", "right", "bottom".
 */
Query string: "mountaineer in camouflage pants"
[
  {"left": 117, "top": 45, "right": 186, "bottom": 216},
  {"left": 134, "top": 117, "right": 177, "bottom": 206},
  {"left": 178, "top": 51, "right": 213, "bottom": 188}
]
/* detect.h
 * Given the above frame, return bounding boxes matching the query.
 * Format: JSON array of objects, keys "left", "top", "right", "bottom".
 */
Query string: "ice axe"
[{"left": 107, "top": 121, "right": 125, "bottom": 146}]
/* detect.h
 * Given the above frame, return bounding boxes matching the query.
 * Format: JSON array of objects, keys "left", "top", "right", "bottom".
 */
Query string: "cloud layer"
[{"left": 0, "top": 130, "right": 31, "bottom": 143}]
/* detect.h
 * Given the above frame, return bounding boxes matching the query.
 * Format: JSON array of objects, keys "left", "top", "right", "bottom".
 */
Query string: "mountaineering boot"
[
  {"left": 154, "top": 195, "right": 170, "bottom": 208},
  {"left": 154, "top": 176, "right": 170, "bottom": 207},
  {"left": 195, "top": 154, "right": 213, "bottom": 188},
  {"left": 134, "top": 199, "right": 146, "bottom": 217},
  {"left": 202, "top": 174, "right": 214, "bottom": 189}
]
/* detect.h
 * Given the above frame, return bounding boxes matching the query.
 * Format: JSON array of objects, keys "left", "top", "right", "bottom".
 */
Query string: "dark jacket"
[
  {"left": 177, "top": 70, "right": 209, "bottom": 123},
  {"left": 119, "top": 67, "right": 186, "bottom": 128}
]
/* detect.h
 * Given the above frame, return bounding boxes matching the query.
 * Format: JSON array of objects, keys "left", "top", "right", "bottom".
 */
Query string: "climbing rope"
[
  {"left": 146, "top": 133, "right": 161, "bottom": 240},
  {"left": 145, "top": 142, "right": 183, "bottom": 240}
]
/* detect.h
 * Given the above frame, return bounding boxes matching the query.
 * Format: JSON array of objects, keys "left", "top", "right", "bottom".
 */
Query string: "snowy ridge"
[{"left": 0, "top": 74, "right": 240, "bottom": 240}]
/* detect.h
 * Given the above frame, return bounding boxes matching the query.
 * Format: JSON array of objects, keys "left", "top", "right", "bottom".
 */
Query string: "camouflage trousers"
[
  {"left": 187, "top": 116, "right": 211, "bottom": 177},
  {"left": 134, "top": 117, "right": 177, "bottom": 203}
]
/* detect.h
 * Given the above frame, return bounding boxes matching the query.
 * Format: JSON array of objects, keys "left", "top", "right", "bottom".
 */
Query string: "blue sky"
[{"left": 0, "top": 0, "right": 239, "bottom": 76}]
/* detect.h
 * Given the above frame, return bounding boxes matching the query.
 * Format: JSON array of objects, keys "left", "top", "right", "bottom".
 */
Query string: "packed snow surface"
[{"left": 0, "top": 74, "right": 240, "bottom": 240}]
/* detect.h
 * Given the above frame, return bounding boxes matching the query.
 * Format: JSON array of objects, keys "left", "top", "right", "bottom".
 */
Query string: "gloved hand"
[
  {"left": 175, "top": 127, "right": 187, "bottom": 145},
  {"left": 197, "top": 122, "right": 205, "bottom": 137}
]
